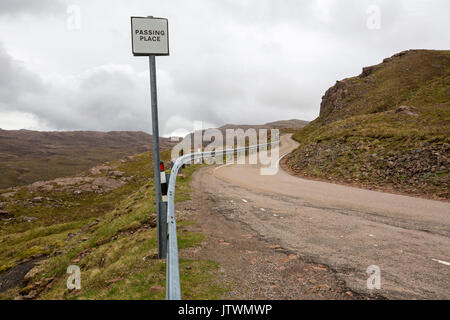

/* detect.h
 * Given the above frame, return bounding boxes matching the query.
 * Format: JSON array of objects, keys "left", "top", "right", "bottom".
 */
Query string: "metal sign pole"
[{"left": 149, "top": 55, "right": 166, "bottom": 259}]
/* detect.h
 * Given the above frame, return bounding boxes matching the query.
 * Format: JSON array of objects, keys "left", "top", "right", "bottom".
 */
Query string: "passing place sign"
[{"left": 131, "top": 17, "right": 169, "bottom": 56}]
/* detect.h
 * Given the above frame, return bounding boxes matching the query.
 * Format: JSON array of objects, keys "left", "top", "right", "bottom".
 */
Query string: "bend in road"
[{"left": 204, "top": 134, "right": 450, "bottom": 299}]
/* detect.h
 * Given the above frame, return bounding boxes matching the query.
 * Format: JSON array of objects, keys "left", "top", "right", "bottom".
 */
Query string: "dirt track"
[{"left": 186, "top": 135, "right": 449, "bottom": 299}]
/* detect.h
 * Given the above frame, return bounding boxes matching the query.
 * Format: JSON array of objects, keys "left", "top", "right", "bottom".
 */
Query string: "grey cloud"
[
  {"left": 0, "top": 46, "right": 151, "bottom": 132},
  {"left": 0, "top": 45, "right": 44, "bottom": 105},
  {"left": 0, "top": 0, "right": 64, "bottom": 16},
  {"left": 0, "top": 0, "right": 449, "bottom": 136},
  {"left": 158, "top": 0, "right": 449, "bottom": 135},
  {"left": 42, "top": 67, "right": 151, "bottom": 132}
]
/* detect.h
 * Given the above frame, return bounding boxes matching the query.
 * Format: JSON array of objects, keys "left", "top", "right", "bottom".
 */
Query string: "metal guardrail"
[{"left": 165, "top": 139, "right": 280, "bottom": 300}]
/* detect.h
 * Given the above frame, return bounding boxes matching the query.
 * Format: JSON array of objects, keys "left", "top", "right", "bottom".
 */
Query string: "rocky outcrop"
[
  {"left": 318, "top": 49, "right": 444, "bottom": 124},
  {"left": 24, "top": 165, "right": 132, "bottom": 196},
  {"left": 319, "top": 80, "right": 351, "bottom": 121},
  {"left": 288, "top": 49, "right": 450, "bottom": 199}
]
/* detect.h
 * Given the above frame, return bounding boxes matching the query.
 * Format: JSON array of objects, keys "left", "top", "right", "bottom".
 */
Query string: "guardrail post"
[{"left": 165, "top": 140, "right": 280, "bottom": 300}]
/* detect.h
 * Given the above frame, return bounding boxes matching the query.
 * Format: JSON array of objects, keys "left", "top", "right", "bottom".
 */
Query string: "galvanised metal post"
[
  {"left": 159, "top": 200, "right": 168, "bottom": 257},
  {"left": 149, "top": 54, "right": 166, "bottom": 259}
]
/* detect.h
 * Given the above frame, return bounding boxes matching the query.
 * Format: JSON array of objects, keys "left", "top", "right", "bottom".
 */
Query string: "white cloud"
[{"left": 0, "top": 111, "right": 51, "bottom": 130}]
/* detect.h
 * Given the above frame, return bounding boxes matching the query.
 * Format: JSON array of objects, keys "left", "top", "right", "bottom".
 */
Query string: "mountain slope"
[
  {"left": 0, "top": 130, "right": 176, "bottom": 189},
  {"left": 285, "top": 50, "right": 450, "bottom": 199}
]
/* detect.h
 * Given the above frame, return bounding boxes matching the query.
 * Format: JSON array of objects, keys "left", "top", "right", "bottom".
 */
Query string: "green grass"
[
  {"left": 0, "top": 152, "right": 158, "bottom": 271},
  {"left": 0, "top": 150, "right": 227, "bottom": 300},
  {"left": 37, "top": 221, "right": 222, "bottom": 300}
]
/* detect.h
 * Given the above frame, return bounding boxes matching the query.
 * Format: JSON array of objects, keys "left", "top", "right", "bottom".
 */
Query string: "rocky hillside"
[
  {"left": 285, "top": 50, "right": 449, "bottom": 199},
  {"left": 0, "top": 130, "right": 176, "bottom": 190}
]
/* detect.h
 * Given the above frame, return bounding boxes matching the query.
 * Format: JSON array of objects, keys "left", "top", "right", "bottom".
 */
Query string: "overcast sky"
[{"left": 0, "top": 0, "right": 449, "bottom": 136}]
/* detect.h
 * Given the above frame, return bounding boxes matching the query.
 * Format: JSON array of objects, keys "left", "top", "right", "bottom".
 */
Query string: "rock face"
[
  {"left": 359, "top": 66, "right": 375, "bottom": 78},
  {"left": 319, "top": 80, "right": 350, "bottom": 122},
  {"left": 318, "top": 49, "right": 447, "bottom": 124}
]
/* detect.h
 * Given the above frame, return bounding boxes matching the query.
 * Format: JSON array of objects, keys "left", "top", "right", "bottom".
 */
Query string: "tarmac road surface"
[{"left": 196, "top": 134, "right": 450, "bottom": 299}]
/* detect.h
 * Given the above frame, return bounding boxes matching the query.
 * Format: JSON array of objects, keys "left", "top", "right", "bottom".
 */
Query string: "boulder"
[
  {"left": 0, "top": 210, "right": 11, "bottom": 219},
  {"left": 89, "top": 165, "right": 112, "bottom": 175},
  {"left": 108, "top": 171, "right": 125, "bottom": 178},
  {"left": 54, "top": 177, "right": 93, "bottom": 186},
  {"left": 32, "top": 197, "right": 43, "bottom": 203},
  {"left": 359, "top": 66, "right": 375, "bottom": 78},
  {"left": 28, "top": 181, "right": 49, "bottom": 192},
  {"left": 1, "top": 192, "right": 16, "bottom": 198},
  {"left": 149, "top": 285, "right": 165, "bottom": 294},
  {"left": 394, "top": 106, "right": 419, "bottom": 116},
  {"left": 92, "top": 177, "right": 125, "bottom": 191},
  {"left": 22, "top": 216, "right": 38, "bottom": 223}
]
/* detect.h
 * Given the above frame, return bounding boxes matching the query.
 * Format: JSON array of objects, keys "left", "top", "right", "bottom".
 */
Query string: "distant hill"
[
  {"left": 285, "top": 50, "right": 450, "bottom": 199},
  {"left": 0, "top": 130, "right": 176, "bottom": 189},
  {"left": 264, "top": 119, "right": 310, "bottom": 129},
  {"left": 180, "top": 119, "right": 309, "bottom": 149},
  {"left": 218, "top": 119, "right": 309, "bottom": 131}
]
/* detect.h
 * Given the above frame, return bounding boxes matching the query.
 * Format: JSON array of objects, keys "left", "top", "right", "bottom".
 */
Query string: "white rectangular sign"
[{"left": 131, "top": 17, "right": 169, "bottom": 56}]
